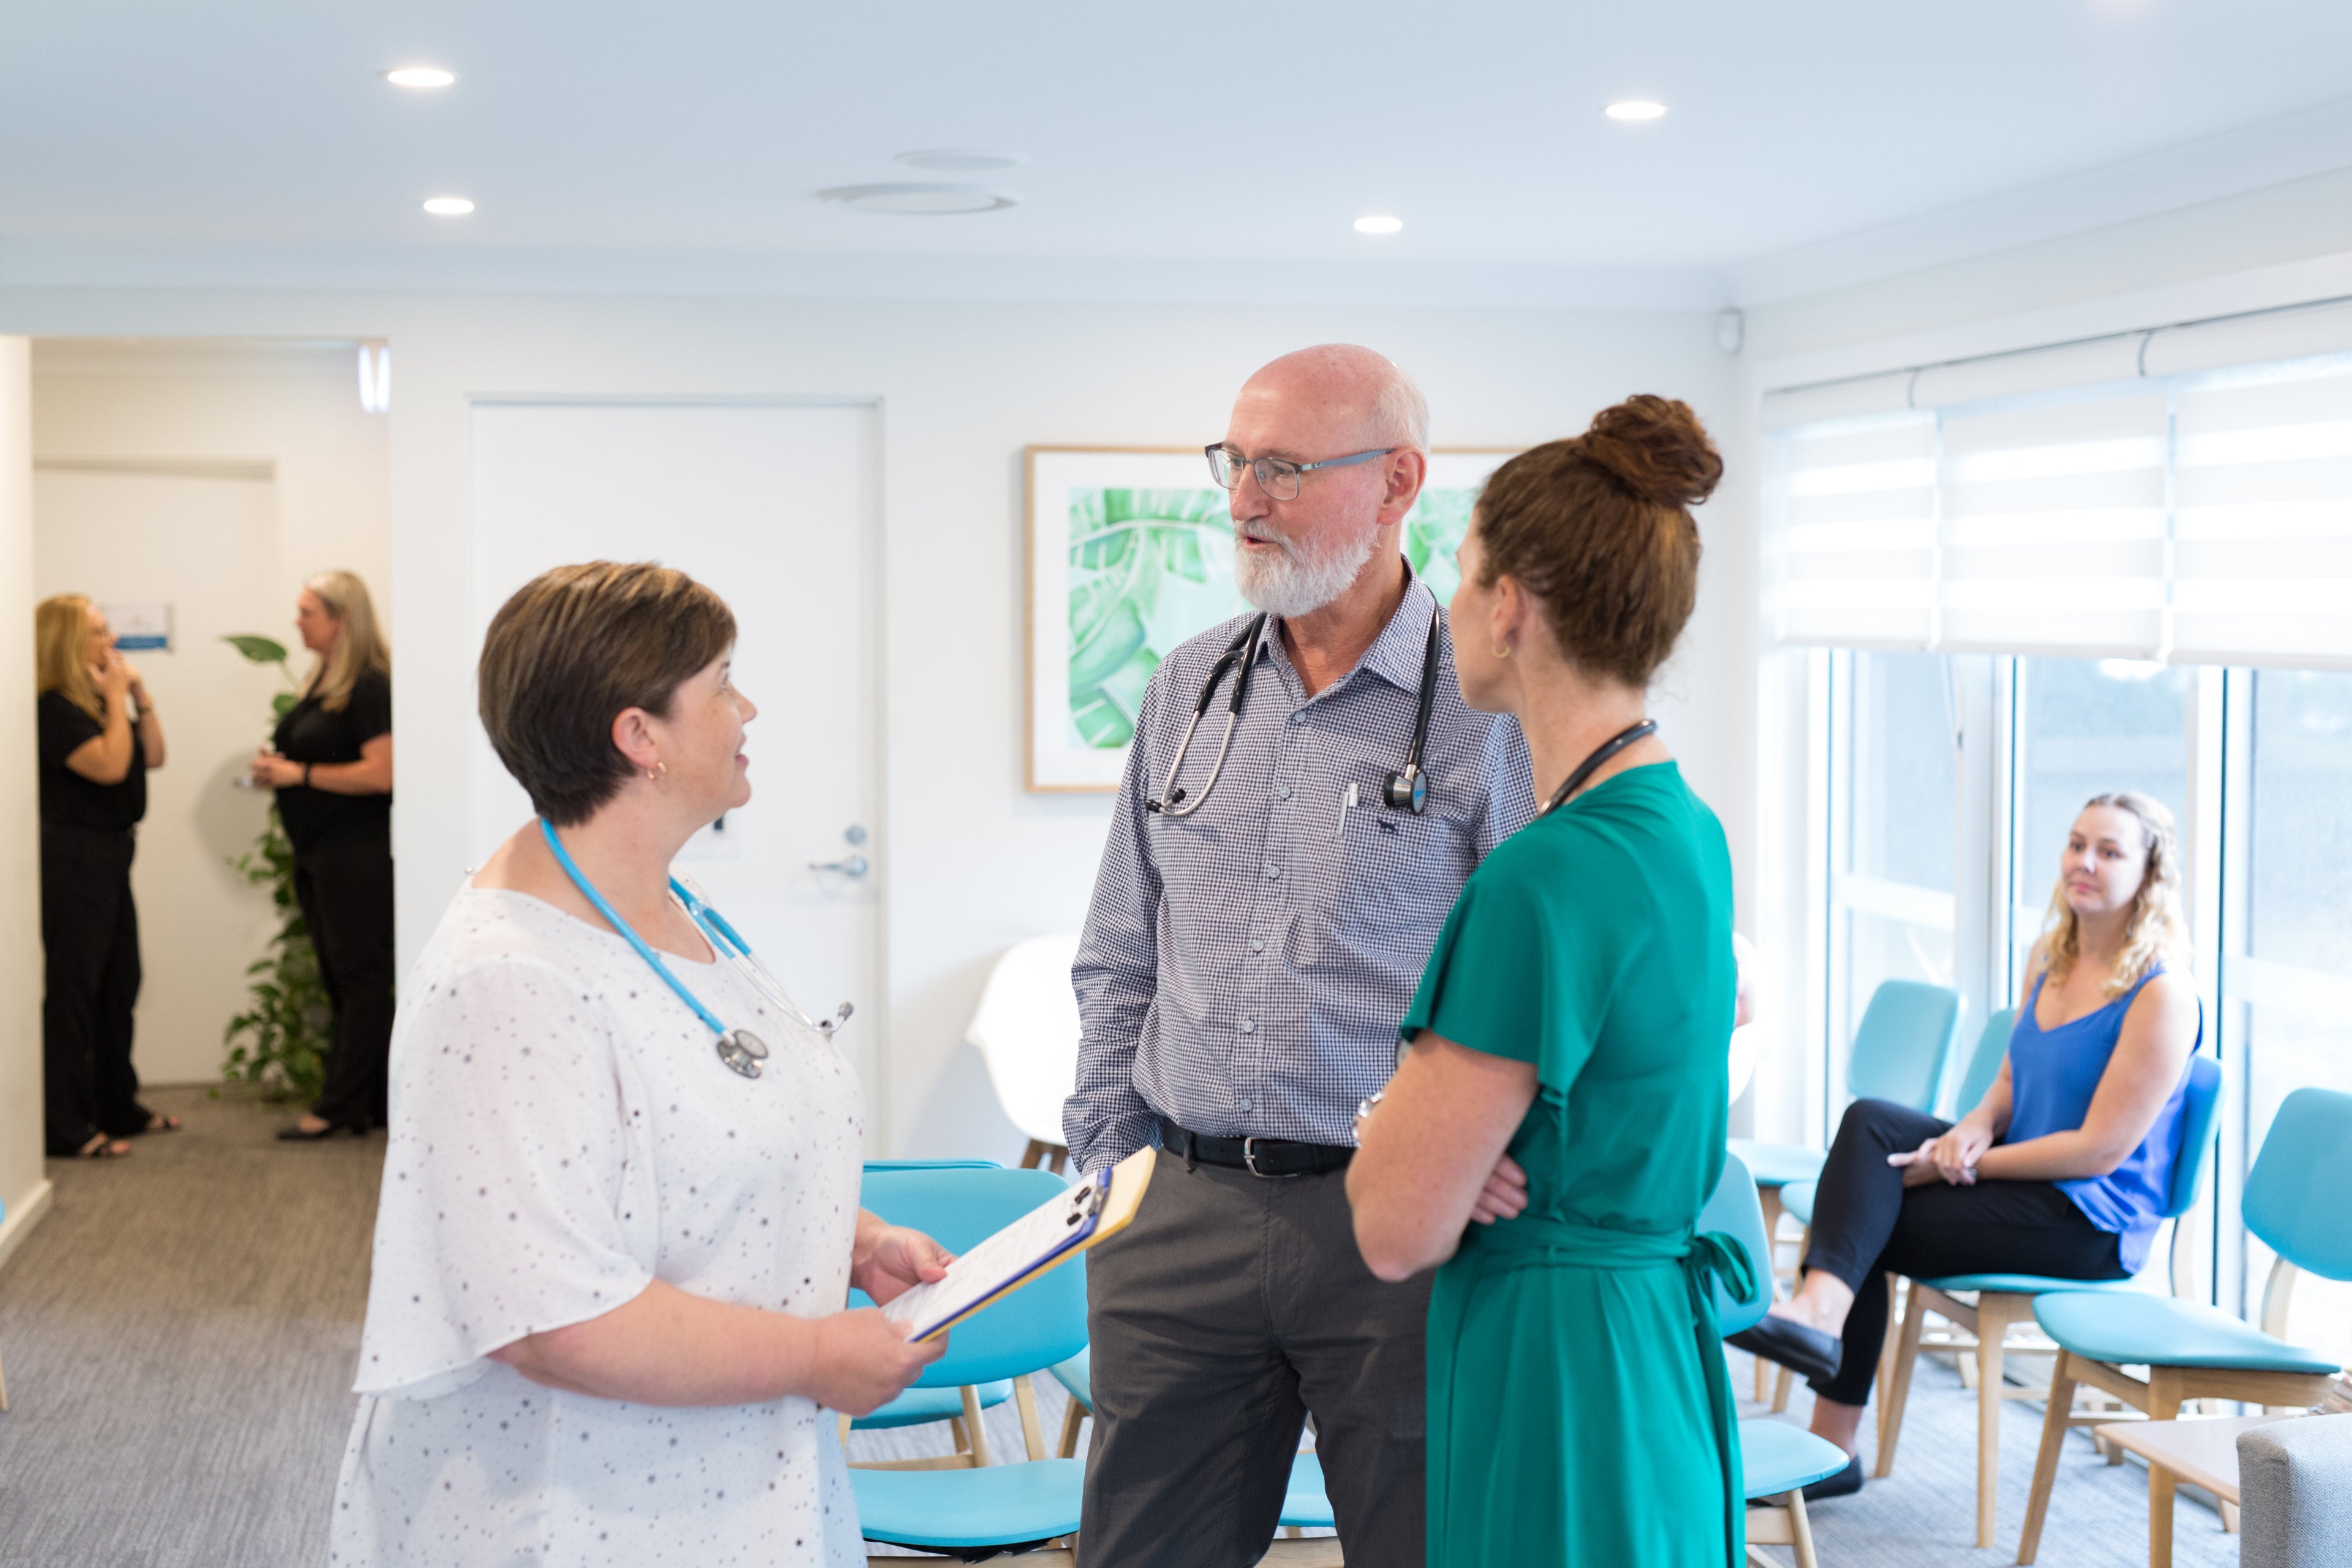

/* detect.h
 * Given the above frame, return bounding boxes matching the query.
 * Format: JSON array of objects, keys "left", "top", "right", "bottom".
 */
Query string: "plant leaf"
[{"left": 222, "top": 633, "right": 289, "bottom": 663}]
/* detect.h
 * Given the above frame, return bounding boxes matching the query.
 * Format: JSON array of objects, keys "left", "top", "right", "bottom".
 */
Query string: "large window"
[{"left": 1821, "top": 654, "right": 2352, "bottom": 1357}]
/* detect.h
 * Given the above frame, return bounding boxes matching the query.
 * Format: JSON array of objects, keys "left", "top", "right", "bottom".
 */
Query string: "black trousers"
[
  {"left": 41, "top": 824, "right": 149, "bottom": 1154},
  {"left": 1801, "top": 1098, "right": 2127, "bottom": 1405},
  {"left": 1079, "top": 1154, "right": 1428, "bottom": 1568},
  {"left": 295, "top": 830, "right": 396, "bottom": 1130}
]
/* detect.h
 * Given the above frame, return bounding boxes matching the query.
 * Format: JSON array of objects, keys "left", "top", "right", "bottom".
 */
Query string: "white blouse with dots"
[{"left": 330, "top": 885, "right": 868, "bottom": 1567}]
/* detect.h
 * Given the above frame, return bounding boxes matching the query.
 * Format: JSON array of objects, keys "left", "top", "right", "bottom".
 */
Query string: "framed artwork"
[{"left": 1024, "top": 445, "right": 1517, "bottom": 791}]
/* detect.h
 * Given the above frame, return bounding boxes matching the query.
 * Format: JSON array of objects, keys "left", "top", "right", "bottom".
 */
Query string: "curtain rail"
[{"left": 1765, "top": 290, "right": 2352, "bottom": 401}]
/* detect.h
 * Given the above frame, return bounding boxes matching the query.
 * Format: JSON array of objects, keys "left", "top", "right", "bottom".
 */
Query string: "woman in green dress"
[{"left": 1348, "top": 394, "right": 1752, "bottom": 1567}]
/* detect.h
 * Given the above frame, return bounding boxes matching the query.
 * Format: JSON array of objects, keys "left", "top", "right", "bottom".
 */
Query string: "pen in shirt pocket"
[{"left": 1335, "top": 782, "right": 1359, "bottom": 841}]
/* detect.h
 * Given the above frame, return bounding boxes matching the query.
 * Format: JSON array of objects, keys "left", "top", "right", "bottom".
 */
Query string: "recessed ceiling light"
[
  {"left": 421, "top": 196, "right": 475, "bottom": 216},
  {"left": 895, "top": 149, "right": 1029, "bottom": 172},
  {"left": 384, "top": 66, "right": 456, "bottom": 89},
  {"left": 1605, "top": 100, "right": 1667, "bottom": 121},
  {"left": 1353, "top": 214, "right": 1404, "bottom": 235},
  {"left": 819, "top": 182, "right": 1017, "bottom": 216}
]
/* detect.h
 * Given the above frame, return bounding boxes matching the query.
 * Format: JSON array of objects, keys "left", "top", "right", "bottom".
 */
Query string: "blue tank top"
[{"left": 2004, "top": 968, "right": 2192, "bottom": 1275}]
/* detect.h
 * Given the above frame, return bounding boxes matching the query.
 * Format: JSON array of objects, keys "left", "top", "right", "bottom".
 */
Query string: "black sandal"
[{"left": 75, "top": 1133, "right": 134, "bottom": 1159}]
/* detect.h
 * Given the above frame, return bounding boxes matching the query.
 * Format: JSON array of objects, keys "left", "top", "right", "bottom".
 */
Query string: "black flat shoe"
[
  {"left": 1802, "top": 1452, "right": 1864, "bottom": 1502},
  {"left": 1727, "top": 1313, "right": 1844, "bottom": 1385},
  {"left": 276, "top": 1120, "right": 366, "bottom": 1142}
]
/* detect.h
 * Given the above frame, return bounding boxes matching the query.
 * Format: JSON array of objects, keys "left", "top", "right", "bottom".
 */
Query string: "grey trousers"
[{"left": 1078, "top": 1152, "right": 1430, "bottom": 1568}]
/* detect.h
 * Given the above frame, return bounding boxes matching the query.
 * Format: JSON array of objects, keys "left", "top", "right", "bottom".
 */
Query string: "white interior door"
[
  {"left": 32, "top": 464, "right": 284, "bottom": 1085},
  {"left": 467, "top": 402, "right": 883, "bottom": 1117}
]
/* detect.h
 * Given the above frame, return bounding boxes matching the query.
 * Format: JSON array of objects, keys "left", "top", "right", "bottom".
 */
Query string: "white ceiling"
[{"left": 6, "top": 1, "right": 2352, "bottom": 304}]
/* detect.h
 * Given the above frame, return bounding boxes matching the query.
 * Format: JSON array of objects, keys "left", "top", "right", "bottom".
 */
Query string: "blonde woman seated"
[
  {"left": 1730, "top": 791, "right": 2201, "bottom": 1498},
  {"left": 334, "top": 562, "right": 948, "bottom": 1567}
]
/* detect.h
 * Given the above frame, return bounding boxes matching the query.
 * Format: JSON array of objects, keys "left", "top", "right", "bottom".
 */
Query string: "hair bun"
[{"left": 1578, "top": 394, "right": 1723, "bottom": 508}]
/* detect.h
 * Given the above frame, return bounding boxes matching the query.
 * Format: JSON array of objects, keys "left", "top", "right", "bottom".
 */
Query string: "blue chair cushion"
[
  {"left": 1740, "top": 1419, "right": 1851, "bottom": 1498},
  {"left": 1921, "top": 1273, "right": 2141, "bottom": 1296},
  {"left": 1281, "top": 1452, "right": 1335, "bottom": 1529},
  {"left": 1049, "top": 1349, "right": 1090, "bottom": 1412},
  {"left": 1729, "top": 1139, "right": 1826, "bottom": 1188},
  {"left": 2035, "top": 1291, "right": 2341, "bottom": 1374},
  {"left": 851, "top": 1458, "right": 1085, "bottom": 1548},
  {"left": 850, "top": 1379, "right": 1012, "bottom": 1430},
  {"left": 1778, "top": 1180, "right": 1815, "bottom": 1227}
]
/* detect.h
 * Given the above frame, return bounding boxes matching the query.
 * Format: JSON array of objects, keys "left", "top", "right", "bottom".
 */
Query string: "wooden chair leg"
[
  {"left": 960, "top": 1385, "right": 993, "bottom": 1467},
  {"left": 1874, "top": 1278, "right": 1928, "bottom": 1479},
  {"left": 1057, "top": 1398, "right": 1087, "bottom": 1460},
  {"left": 1021, "top": 1140, "right": 1049, "bottom": 1169},
  {"left": 1785, "top": 1490, "right": 1820, "bottom": 1568},
  {"left": 1872, "top": 1275, "right": 1900, "bottom": 1458},
  {"left": 2016, "top": 1350, "right": 2079, "bottom": 1564},
  {"left": 1049, "top": 1145, "right": 1069, "bottom": 1174},
  {"left": 2144, "top": 1369, "right": 2185, "bottom": 1568},
  {"left": 1973, "top": 1295, "right": 2024, "bottom": 1550},
  {"left": 839, "top": 1411, "right": 853, "bottom": 1447},
  {"left": 0, "top": 1346, "right": 9, "bottom": 1412},
  {"left": 1755, "top": 1186, "right": 1785, "bottom": 1401},
  {"left": 1014, "top": 1374, "right": 1047, "bottom": 1461},
  {"left": 1771, "top": 1362, "right": 1794, "bottom": 1414}
]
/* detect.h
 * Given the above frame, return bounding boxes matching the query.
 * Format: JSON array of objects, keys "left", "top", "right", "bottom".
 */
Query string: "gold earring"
[
  {"left": 646, "top": 761, "right": 666, "bottom": 782},
  {"left": 1492, "top": 643, "right": 1512, "bottom": 659}
]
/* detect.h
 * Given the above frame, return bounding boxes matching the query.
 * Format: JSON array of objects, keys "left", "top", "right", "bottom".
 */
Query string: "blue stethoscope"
[{"left": 540, "top": 817, "right": 852, "bottom": 1080}]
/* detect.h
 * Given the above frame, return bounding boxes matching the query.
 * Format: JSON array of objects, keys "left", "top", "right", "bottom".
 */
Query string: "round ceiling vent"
[
  {"left": 818, "top": 182, "right": 1017, "bottom": 215},
  {"left": 895, "top": 149, "right": 1028, "bottom": 172}
]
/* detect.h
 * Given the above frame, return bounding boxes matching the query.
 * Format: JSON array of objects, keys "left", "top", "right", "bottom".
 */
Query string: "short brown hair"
[
  {"left": 1475, "top": 394, "right": 1722, "bottom": 688},
  {"left": 478, "top": 562, "right": 736, "bottom": 825}
]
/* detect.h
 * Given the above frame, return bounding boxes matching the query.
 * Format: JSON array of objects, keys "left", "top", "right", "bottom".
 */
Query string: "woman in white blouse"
[{"left": 333, "top": 561, "right": 948, "bottom": 1567}]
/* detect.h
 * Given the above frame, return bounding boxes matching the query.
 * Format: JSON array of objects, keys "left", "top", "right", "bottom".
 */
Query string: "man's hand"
[{"left": 851, "top": 1224, "right": 954, "bottom": 1305}]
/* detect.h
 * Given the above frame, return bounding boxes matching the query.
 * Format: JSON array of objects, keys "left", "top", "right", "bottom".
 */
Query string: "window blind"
[
  {"left": 1765, "top": 302, "right": 2352, "bottom": 669},
  {"left": 2173, "top": 362, "right": 2352, "bottom": 666},
  {"left": 1771, "top": 414, "right": 1937, "bottom": 648}
]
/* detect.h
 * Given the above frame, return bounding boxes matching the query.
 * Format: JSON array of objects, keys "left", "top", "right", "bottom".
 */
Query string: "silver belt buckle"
[{"left": 1242, "top": 1136, "right": 1268, "bottom": 1178}]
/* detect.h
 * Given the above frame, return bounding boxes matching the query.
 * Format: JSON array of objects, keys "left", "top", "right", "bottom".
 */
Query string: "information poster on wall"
[{"left": 104, "top": 602, "right": 173, "bottom": 652}]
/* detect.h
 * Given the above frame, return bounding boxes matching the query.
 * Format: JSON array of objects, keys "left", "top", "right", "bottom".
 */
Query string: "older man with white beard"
[{"left": 1063, "top": 344, "right": 1535, "bottom": 1568}]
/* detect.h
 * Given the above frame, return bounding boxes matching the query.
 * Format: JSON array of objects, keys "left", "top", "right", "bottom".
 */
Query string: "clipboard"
[{"left": 879, "top": 1147, "right": 1156, "bottom": 1342}]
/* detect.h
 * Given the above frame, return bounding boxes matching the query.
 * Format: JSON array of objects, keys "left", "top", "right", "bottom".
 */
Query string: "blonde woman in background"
[
  {"left": 250, "top": 570, "right": 396, "bottom": 1140},
  {"left": 1731, "top": 791, "right": 2201, "bottom": 1499},
  {"left": 36, "top": 594, "right": 170, "bottom": 1158}
]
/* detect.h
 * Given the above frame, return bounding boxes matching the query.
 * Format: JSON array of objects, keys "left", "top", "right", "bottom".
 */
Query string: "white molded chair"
[{"left": 967, "top": 933, "right": 1084, "bottom": 1172}]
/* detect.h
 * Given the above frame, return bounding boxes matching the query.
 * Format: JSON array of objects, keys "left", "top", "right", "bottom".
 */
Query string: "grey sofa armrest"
[{"left": 2239, "top": 1414, "right": 2352, "bottom": 1568}]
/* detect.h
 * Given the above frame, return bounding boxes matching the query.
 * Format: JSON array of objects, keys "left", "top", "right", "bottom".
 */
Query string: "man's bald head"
[{"left": 1236, "top": 345, "right": 1429, "bottom": 454}]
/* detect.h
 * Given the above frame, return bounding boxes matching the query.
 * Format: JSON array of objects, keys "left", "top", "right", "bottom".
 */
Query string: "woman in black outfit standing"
[
  {"left": 249, "top": 570, "right": 394, "bottom": 1140},
  {"left": 37, "top": 594, "right": 172, "bottom": 1159}
]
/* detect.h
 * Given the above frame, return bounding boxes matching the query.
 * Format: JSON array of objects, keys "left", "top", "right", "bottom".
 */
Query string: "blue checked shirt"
[{"left": 1063, "top": 569, "right": 1537, "bottom": 1172}]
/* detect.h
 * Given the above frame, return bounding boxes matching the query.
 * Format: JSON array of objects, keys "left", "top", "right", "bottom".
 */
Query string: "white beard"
[{"left": 1233, "top": 516, "right": 1381, "bottom": 619}]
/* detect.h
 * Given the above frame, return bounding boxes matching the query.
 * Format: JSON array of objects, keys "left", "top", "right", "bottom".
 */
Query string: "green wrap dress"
[{"left": 1400, "top": 761, "right": 1752, "bottom": 1567}]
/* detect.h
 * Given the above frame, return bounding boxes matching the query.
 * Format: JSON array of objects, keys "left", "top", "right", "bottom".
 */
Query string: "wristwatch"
[
  {"left": 303, "top": 762, "right": 314, "bottom": 787},
  {"left": 1353, "top": 1088, "right": 1386, "bottom": 1137}
]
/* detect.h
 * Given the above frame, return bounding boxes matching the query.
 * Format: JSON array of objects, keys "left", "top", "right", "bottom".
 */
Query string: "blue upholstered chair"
[
  {"left": 1706, "top": 1152, "right": 1853, "bottom": 1568},
  {"left": 2017, "top": 1086, "right": 2352, "bottom": 1566},
  {"left": 843, "top": 1160, "right": 1016, "bottom": 1466},
  {"left": 846, "top": 1163, "right": 1080, "bottom": 1547},
  {"left": 1045, "top": 1343, "right": 1335, "bottom": 1539},
  {"left": 1948, "top": 1006, "right": 2020, "bottom": 1122},
  {"left": 1880, "top": 1050, "right": 2222, "bottom": 1550},
  {"left": 1733, "top": 979, "right": 1963, "bottom": 1400}
]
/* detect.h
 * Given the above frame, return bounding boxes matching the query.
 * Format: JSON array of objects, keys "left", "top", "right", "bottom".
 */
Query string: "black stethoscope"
[
  {"left": 1147, "top": 606, "right": 1444, "bottom": 819},
  {"left": 1537, "top": 720, "right": 1659, "bottom": 816}
]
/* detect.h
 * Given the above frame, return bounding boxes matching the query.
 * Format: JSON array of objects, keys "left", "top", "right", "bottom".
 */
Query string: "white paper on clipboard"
[
  {"left": 877, "top": 1147, "right": 1155, "bottom": 1341},
  {"left": 878, "top": 1175, "right": 1104, "bottom": 1341}
]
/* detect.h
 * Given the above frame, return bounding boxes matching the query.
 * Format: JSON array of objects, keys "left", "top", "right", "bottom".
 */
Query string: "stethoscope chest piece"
[{"left": 716, "top": 1028, "right": 771, "bottom": 1079}]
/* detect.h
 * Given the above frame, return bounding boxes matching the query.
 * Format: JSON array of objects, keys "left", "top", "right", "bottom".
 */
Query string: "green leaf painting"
[{"left": 1064, "top": 485, "right": 1482, "bottom": 750}]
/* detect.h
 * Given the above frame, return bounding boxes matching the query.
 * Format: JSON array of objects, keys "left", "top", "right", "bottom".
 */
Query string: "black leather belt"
[{"left": 1160, "top": 1117, "right": 1354, "bottom": 1178}]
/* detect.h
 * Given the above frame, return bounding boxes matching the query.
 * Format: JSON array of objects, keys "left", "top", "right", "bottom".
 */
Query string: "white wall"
[
  {"left": 0, "top": 337, "right": 50, "bottom": 1260},
  {"left": 29, "top": 341, "right": 392, "bottom": 1085},
  {"left": 0, "top": 288, "right": 1741, "bottom": 1159}
]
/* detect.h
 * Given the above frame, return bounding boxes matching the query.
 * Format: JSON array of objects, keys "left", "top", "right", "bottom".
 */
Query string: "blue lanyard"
[{"left": 539, "top": 817, "right": 728, "bottom": 1039}]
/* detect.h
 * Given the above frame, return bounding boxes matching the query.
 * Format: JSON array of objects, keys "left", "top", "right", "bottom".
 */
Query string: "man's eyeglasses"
[{"left": 1204, "top": 443, "right": 1396, "bottom": 502}]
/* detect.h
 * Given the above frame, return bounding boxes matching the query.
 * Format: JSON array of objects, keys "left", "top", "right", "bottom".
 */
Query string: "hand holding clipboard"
[{"left": 879, "top": 1148, "right": 1156, "bottom": 1341}]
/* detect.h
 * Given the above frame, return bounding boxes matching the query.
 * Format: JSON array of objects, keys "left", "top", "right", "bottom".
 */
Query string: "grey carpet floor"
[{"left": 0, "top": 1088, "right": 2237, "bottom": 1566}]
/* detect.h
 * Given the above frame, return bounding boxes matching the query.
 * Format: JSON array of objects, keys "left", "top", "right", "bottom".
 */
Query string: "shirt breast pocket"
[{"left": 1316, "top": 795, "right": 1470, "bottom": 963}]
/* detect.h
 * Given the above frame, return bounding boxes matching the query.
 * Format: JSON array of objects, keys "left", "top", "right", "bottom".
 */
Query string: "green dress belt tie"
[{"left": 1450, "top": 1215, "right": 1760, "bottom": 1565}]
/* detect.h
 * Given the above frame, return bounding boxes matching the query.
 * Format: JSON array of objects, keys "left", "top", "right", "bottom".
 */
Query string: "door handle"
[{"left": 810, "top": 853, "right": 869, "bottom": 878}]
